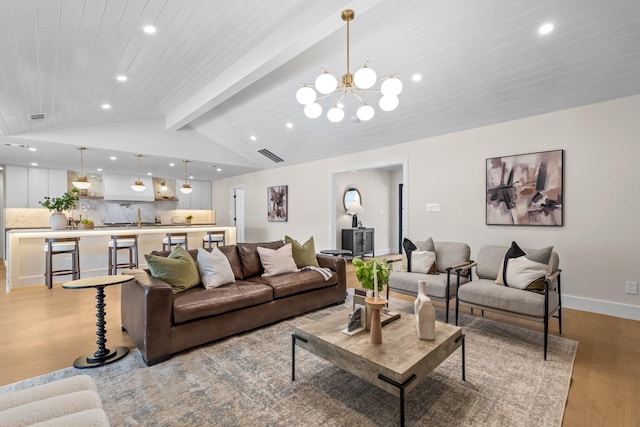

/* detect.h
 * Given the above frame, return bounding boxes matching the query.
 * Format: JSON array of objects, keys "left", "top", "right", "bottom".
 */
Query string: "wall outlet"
[
  {"left": 625, "top": 281, "right": 638, "bottom": 295},
  {"left": 426, "top": 203, "right": 440, "bottom": 212}
]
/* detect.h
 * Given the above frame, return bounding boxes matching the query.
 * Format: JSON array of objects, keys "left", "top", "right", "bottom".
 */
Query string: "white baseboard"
[{"left": 563, "top": 295, "right": 640, "bottom": 321}]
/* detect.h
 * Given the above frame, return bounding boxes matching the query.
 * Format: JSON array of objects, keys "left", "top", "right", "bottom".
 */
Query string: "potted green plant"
[
  {"left": 352, "top": 257, "right": 392, "bottom": 294},
  {"left": 39, "top": 191, "right": 79, "bottom": 230},
  {"left": 185, "top": 215, "right": 193, "bottom": 224}
]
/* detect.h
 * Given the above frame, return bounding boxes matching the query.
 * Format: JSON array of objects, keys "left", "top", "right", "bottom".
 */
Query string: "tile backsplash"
[{"left": 6, "top": 199, "right": 214, "bottom": 228}]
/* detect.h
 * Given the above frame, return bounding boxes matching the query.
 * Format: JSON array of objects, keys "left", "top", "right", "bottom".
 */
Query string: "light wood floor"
[{"left": 1, "top": 263, "right": 639, "bottom": 426}]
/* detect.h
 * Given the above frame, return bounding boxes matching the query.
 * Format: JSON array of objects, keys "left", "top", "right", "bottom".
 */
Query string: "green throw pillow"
[
  {"left": 284, "top": 235, "right": 319, "bottom": 268},
  {"left": 145, "top": 245, "right": 200, "bottom": 294}
]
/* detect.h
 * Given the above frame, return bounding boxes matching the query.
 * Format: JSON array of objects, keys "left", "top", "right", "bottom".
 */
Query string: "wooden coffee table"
[{"left": 292, "top": 310, "right": 465, "bottom": 426}]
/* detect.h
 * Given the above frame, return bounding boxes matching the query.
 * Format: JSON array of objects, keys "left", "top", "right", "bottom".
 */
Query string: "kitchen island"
[{"left": 5, "top": 225, "right": 236, "bottom": 291}]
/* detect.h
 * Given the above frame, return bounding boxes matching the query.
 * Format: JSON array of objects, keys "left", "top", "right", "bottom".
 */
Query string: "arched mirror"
[{"left": 343, "top": 188, "right": 362, "bottom": 211}]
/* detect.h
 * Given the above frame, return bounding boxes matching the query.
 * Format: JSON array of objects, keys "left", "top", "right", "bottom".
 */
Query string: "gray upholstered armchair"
[{"left": 454, "top": 244, "right": 562, "bottom": 360}]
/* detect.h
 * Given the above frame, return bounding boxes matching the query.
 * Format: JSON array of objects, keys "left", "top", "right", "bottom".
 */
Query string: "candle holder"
[{"left": 365, "top": 296, "right": 387, "bottom": 344}]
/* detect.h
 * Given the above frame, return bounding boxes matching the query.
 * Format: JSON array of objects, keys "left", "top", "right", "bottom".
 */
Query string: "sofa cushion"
[
  {"left": 217, "top": 245, "right": 243, "bottom": 280},
  {"left": 457, "top": 279, "right": 559, "bottom": 317},
  {"left": 257, "top": 244, "right": 299, "bottom": 277},
  {"left": 411, "top": 250, "right": 437, "bottom": 274},
  {"left": 145, "top": 245, "right": 201, "bottom": 294},
  {"left": 284, "top": 235, "right": 319, "bottom": 268},
  {"left": 495, "top": 242, "right": 553, "bottom": 293},
  {"left": 197, "top": 247, "right": 236, "bottom": 289},
  {"left": 172, "top": 282, "right": 274, "bottom": 323},
  {"left": 237, "top": 241, "right": 284, "bottom": 278},
  {"left": 249, "top": 270, "right": 336, "bottom": 299},
  {"left": 389, "top": 271, "right": 470, "bottom": 299}
]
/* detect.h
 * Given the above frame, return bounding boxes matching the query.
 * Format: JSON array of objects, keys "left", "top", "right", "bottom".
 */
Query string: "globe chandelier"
[{"left": 296, "top": 9, "right": 402, "bottom": 123}]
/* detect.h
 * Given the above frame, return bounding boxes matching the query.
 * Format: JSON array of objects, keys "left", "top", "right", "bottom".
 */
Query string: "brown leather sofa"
[{"left": 121, "top": 241, "right": 346, "bottom": 365}]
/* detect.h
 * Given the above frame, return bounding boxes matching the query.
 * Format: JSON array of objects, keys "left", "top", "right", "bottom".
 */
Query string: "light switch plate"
[
  {"left": 626, "top": 281, "right": 638, "bottom": 295},
  {"left": 426, "top": 203, "right": 440, "bottom": 212}
]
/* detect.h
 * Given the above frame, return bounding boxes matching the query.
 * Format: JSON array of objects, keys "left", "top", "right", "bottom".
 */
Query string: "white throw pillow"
[
  {"left": 410, "top": 250, "right": 437, "bottom": 274},
  {"left": 197, "top": 247, "right": 236, "bottom": 289},
  {"left": 257, "top": 243, "right": 298, "bottom": 277}
]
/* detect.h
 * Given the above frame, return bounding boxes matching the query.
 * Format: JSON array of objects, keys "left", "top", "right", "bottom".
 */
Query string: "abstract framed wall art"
[
  {"left": 267, "top": 185, "right": 288, "bottom": 222},
  {"left": 486, "top": 149, "right": 563, "bottom": 226}
]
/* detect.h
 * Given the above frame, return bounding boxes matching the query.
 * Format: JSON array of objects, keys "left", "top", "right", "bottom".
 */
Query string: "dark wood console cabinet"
[{"left": 342, "top": 228, "right": 374, "bottom": 258}]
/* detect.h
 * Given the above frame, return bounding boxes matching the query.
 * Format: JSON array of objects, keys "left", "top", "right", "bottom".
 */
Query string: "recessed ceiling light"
[
  {"left": 188, "top": 175, "right": 194, "bottom": 180},
  {"left": 31, "top": 162, "right": 38, "bottom": 166},
  {"left": 97, "top": 168, "right": 103, "bottom": 172},
  {"left": 412, "top": 74, "right": 422, "bottom": 82},
  {"left": 110, "top": 156, "right": 117, "bottom": 160},
  {"left": 147, "top": 172, "right": 152, "bottom": 176},
  {"left": 0, "top": 166, "right": 4, "bottom": 170},
  {"left": 143, "top": 25, "right": 157, "bottom": 34},
  {"left": 286, "top": 122, "right": 293, "bottom": 129},
  {"left": 116, "top": 75, "right": 128, "bottom": 82},
  {"left": 216, "top": 168, "right": 222, "bottom": 172},
  {"left": 538, "top": 22, "right": 554, "bottom": 35},
  {"left": 250, "top": 135, "right": 257, "bottom": 141},
  {"left": 28, "top": 147, "right": 37, "bottom": 152},
  {"left": 101, "top": 103, "right": 111, "bottom": 110},
  {"left": 169, "top": 162, "right": 175, "bottom": 167}
]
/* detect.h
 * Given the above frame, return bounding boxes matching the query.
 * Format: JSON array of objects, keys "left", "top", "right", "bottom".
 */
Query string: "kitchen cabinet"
[
  {"left": 6, "top": 166, "right": 74, "bottom": 208},
  {"left": 342, "top": 228, "right": 374, "bottom": 258},
  {"left": 5, "top": 166, "right": 28, "bottom": 208},
  {"left": 177, "top": 180, "right": 212, "bottom": 210}
]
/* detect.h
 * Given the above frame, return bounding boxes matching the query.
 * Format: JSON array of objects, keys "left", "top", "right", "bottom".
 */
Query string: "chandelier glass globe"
[
  {"left": 379, "top": 95, "right": 399, "bottom": 111},
  {"left": 381, "top": 77, "right": 403, "bottom": 96},
  {"left": 304, "top": 102, "right": 322, "bottom": 118},
  {"left": 354, "top": 66, "right": 377, "bottom": 89},
  {"left": 296, "top": 86, "right": 317, "bottom": 105},
  {"left": 327, "top": 107, "right": 345, "bottom": 123},
  {"left": 356, "top": 104, "right": 375, "bottom": 121},
  {"left": 315, "top": 72, "right": 338, "bottom": 94}
]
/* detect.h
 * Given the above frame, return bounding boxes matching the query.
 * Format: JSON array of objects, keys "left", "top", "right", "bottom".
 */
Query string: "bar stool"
[
  {"left": 108, "top": 234, "right": 139, "bottom": 275},
  {"left": 202, "top": 231, "right": 225, "bottom": 249},
  {"left": 43, "top": 237, "right": 80, "bottom": 289},
  {"left": 162, "top": 232, "right": 188, "bottom": 251}
]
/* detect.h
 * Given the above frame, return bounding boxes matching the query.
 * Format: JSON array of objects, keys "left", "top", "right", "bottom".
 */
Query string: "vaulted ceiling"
[{"left": 1, "top": 0, "right": 639, "bottom": 180}]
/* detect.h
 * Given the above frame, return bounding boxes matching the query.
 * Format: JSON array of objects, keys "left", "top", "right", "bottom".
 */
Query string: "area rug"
[{"left": 0, "top": 299, "right": 577, "bottom": 426}]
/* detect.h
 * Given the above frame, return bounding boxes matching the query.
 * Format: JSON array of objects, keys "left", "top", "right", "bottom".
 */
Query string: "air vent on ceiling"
[
  {"left": 258, "top": 148, "right": 284, "bottom": 163},
  {"left": 29, "top": 113, "right": 46, "bottom": 121}
]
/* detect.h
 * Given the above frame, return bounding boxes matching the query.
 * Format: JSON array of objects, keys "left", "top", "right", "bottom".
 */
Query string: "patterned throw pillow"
[
  {"left": 496, "top": 241, "right": 553, "bottom": 293},
  {"left": 284, "top": 235, "right": 319, "bottom": 268}
]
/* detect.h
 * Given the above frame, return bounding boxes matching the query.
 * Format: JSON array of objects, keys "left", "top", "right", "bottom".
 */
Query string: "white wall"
[{"left": 211, "top": 94, "right": 640, "bottom": 320}]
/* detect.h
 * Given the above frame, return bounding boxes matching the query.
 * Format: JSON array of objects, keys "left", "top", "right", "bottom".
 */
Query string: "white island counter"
[{"left": 5, "top": 225, "right": 236, "bottom": 291}]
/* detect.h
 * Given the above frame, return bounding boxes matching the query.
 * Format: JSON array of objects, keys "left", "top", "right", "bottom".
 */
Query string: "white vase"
[
  {"left": 414, "top": 280, "right": 436, "bottom": 340},
  {"left": 49, "top": 212, "right": 68, "bottom": 230}
]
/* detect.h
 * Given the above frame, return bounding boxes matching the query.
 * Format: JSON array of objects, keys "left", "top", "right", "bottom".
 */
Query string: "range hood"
[{"left": 103, "top": 172, "right": 154, "bottom": 201}]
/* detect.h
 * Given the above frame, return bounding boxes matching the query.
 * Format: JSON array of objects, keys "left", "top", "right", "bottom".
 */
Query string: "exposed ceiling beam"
[{"left": 165, "top": 0, "right": 384, "bottom": 131}]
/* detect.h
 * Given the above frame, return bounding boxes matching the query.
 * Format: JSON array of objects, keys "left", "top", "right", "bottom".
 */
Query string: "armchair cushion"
[
  {"left": 458, "top": 279, "right": 559, "bottom": 318},
  {"left": 495, "top": 242, "right": 553, "bottom": 294},
  {"left": 403, "top": 237, "right": 437, "bottom": 273}
]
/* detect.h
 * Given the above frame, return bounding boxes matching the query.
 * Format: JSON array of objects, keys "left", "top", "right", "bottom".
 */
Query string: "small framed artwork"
[
  {"left": 486, "top": 149, "right": 563, "bottom": 226},
  {"left": 267, "top": 185, "right": 288, "bottom": 222}
]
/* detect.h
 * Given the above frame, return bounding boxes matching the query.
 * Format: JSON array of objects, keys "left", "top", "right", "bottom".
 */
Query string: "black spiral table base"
[{"left": 73, "top": 285, "right": 129, "bottom": 369}]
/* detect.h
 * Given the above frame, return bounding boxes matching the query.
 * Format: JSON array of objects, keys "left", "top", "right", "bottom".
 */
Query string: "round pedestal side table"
[{"left": 63, "top": 274, "right": 134, "bottom": 369}]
